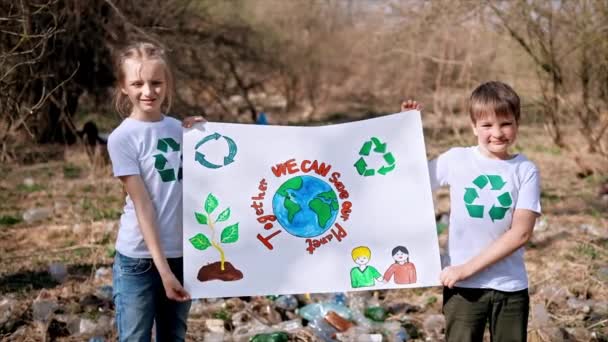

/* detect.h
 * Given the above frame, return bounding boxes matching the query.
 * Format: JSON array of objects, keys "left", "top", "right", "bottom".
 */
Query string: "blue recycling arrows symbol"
[{"left": 194, "top": 133, "right": 238, "bottom": 169}]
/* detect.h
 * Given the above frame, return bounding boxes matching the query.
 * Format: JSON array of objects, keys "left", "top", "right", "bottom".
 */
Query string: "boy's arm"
[
  {"left": 440, "top": 208, "right": 539, "bottom": 288},
  {"left": 120, "top": 175, "right": 191, "bottom": 301},
  {"left": 401, "top": 99, "right": 422, "bottom": 112}
]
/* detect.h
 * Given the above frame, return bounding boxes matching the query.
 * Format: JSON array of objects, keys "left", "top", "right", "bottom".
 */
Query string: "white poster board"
[{"left": 183, "top": 111, "right": 441, "bottom": 298}]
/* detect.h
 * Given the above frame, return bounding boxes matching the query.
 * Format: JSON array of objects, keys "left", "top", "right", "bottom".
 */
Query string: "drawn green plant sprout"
[{"left": 189, "top": 193, "right": 239, "bottom": 271}]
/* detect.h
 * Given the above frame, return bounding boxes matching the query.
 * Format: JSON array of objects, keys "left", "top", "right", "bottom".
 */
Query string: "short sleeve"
[
  {"left": 428, "top": 149, "right": 452, "bottom": 191},
  {"left": 371, "top": 267, "right": 382, "bottom": 278},
  {"left": 515, "top": 167, "right": 541, "bottom": 214},
  {"left": 107, "top": 131, "right": 140, "bottom": 177}
]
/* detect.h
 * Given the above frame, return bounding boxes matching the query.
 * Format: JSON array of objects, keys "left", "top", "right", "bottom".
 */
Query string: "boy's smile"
[
  {"left": 355, "top": 256, "right": 369, "bottom": 265},
  {"left": 472, "top": 114, "right": 518, "bottom": 160}
]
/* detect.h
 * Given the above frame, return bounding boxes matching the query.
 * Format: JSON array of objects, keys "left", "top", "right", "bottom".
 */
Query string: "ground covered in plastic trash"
[{"left": 0, "top": 121, "right": 607, "bottom": 341}]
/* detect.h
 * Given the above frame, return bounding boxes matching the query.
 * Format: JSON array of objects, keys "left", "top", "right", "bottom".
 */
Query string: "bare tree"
[
  {"left": 0, "top": 0, "right": 281, "bottom": 160},
  {"left": 489, "top": 0, "right": 608, "bottom": 154}
]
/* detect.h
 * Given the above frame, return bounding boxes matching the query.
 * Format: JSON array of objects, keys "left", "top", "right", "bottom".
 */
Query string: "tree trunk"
[{"left": 37, "top": 90, "right": 81, "bottom": 144}]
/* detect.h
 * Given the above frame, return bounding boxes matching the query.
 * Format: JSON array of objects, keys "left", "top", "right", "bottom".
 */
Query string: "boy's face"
[
  {"left": 471, "top": 113, "right": 518, "bottom": 160},
  {"left": 355, "top": 256, "right": 369, "bottom": 265}
]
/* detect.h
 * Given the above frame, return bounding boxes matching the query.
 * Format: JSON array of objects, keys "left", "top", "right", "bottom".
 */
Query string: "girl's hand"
[
  {"left": 401, "top": 99, "right": 422, "bottom": 112},
  {"left": 182, "top": 115, "right": 206, "bottom": 128},
  {"left": 161, "top": 272, "right": 191, "bottom": 302},
  {"left": 439, "top": 264, "right": 472, "bottom": 288}
]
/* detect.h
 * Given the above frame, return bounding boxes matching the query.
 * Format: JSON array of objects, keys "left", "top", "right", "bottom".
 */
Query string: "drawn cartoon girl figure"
[
  {"left": 383, "top": 245, "right": 417, "bottom": 284},
  {"left": 350, "top": 246, "right": 384, "bottom": 288}
]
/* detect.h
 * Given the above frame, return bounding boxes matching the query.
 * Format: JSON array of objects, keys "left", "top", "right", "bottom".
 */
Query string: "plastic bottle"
[
  {"left": 48, "top": 262, "right": 68, "bottom": 283},
  {"left": 382, "top": 321, "right": 409, "bottom": 341},
  {"left": 95, "top": 285, "right": 113, "bottom": 301},
  {"left": 298, "top": 302, "right": 352, "bottom": 321},
  {"left": 364, "top": 306, "right": 387, "bottom": 322},
  {"left": 32, "top": 291, "right": 58, "bottom": 322},
  {"left": 23, "top": 207, "right": 52, "bottom": 224},
  {"left": 274, "top": 295, "right": 298, "bottom": 311},
  {"left": 307, "top": 316, "right": 338, "bottom": 342},
  {"left": 331, "top": 292, "right": 348, "bottom": 306},
  {"left": 249, "top": 331, "right": 289, "bottom": 342}
]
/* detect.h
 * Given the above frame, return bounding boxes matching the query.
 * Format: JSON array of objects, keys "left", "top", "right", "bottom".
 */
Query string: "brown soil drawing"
[{"left": 197, "top": 261, "right": 243, "bottom": 282}]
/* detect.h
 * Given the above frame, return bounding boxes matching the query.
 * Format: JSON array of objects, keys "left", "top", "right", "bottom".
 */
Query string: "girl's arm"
[
  {"left": 383, "top": 264, "right": 396, "bottom": 282},
  {"left": 440, "top": 208, "right": 538, "bottom": 288},
  {"left": 121, "top": 175, "right": 191, "bottom": 301},
  {"left": 182, "top": 115, "right": 205, "bottom": 128},
  {"left": 410, "top": 263, "right": 417, "bottom": 283}
]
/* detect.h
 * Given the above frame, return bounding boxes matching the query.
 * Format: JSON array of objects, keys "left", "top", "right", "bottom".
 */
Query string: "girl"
[
  {"left": 383, "top": 245, "right": 417, "bottom": 284},
  {"left": 107, "top": 41, "right": 202, "bottom": 341}
]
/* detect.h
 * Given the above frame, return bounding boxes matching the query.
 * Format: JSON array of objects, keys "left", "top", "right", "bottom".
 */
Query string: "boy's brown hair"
[{"left": 469, "top": 81, "right": 520, "bottom": 124}]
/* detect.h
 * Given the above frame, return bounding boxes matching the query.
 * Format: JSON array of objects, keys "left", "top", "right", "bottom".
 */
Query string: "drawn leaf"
[
  {"left": 221, "top": 223, "right": 239, "bottom": 243},
  {"left": 195, "top": 212, "right": 208, "bottom": 225},
  {"left": 189, "top": 233, "right": 211, "bottom": 250},
  {"left": 216, "top": 207, "right": 231, "bottom": 222},
  {"left": 205, "top": 193, "right": 219, "bottom": 214}
]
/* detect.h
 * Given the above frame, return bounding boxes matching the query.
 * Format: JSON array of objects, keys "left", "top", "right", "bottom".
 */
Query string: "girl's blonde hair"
[{"left": 112, "top": 41, "right": 174, "bottom": 117}]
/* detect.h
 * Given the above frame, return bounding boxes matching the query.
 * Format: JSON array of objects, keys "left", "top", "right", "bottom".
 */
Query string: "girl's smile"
[{"left": 121, "top": 58, "right": 167, "bottom": 121}]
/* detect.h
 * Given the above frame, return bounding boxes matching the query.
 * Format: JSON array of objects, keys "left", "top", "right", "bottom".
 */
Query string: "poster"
[{"left": 183, "top": 111, "right": 441, "bottom": 298}]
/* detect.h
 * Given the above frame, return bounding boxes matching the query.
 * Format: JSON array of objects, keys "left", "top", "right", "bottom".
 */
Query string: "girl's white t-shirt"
[
  {"left": 429, "top": 146, "right": 541, "bottom": 291},
  {"left": 107, "top": 115, "right": 183, "bottom": 258}
]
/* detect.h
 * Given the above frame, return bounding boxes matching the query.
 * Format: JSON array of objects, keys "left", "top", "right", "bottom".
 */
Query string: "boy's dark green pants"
[{"left": 443, "top": 287, "right": 529, "bottom": 342}]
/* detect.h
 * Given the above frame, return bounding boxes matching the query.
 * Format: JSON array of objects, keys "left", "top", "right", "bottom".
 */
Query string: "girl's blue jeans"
[{"left": 112, "top": 251, "right": 191, "bottom": 342}]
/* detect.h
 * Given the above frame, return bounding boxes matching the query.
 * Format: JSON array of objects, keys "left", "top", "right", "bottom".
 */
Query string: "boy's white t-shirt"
[
  {"left": 107, "top": 115, "right": 183, "bottom": 258},
  {"left": 429, "top": 146, "right": 541, "bottom": 291}
]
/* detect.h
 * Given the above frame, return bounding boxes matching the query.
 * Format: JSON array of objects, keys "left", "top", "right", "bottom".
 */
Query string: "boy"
[
  {"left": 402, "top": 81, "right": 541, "bottom": 342},
  {"left": 350, "top": 246, "right": 384, "bottom": 288}
]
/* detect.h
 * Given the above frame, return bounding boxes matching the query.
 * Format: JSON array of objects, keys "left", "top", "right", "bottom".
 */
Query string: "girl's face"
[
  {"left": 121, "top": 58, "right": 167, "bottom": 120},
  {"left": 472, "top": 113, "right": 518, "bottom": 160},
  {"left": 355, "top": 256, "right": 369, "bottom": 266},
  {"left": 393, "top": 250, "right": 408, "bottom": 262}
]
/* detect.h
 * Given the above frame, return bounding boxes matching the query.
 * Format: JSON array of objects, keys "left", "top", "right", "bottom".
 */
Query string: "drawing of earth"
[{"left": 272, "top": 175, "right": 339, "bottom": 238}]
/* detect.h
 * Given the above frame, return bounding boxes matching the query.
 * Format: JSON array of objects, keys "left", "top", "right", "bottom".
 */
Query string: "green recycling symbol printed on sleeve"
[
  {"left": 354, "top": 137, "right": 396, "bottom": 176},
  {"left": 464, "top": 175, "right": 512, "bottom": 221},
  {"left": 153, "top": 137, "right": 182, "bottom": 182},
  {"left": 194, "top": 133, "right": 238, "bottom": 169}
]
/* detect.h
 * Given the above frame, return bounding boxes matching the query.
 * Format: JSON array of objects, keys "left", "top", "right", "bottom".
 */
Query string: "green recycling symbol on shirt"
[
  {"left": 153, "top": 137, "right": 182, "bottom": 182},
  {"left": 194, "top": 133, "right": 238, "bottom": 169},
  {"left": 464, "top": 175, "right": 512, "bottom": 221},
  {"left": 354, "top": 137, "right": 396, "bottom": 176}
]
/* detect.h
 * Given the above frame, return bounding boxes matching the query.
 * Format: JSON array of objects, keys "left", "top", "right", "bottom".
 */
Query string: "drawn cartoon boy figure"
[
  {"left": 383, "top": 245, "right": 417, "bottom": 284},
  {"left": 350, "top": 246, "right": 384, "bottom": 288}
]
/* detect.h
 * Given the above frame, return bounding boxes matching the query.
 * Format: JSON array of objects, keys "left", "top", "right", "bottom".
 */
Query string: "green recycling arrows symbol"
[
  {"left": 464, "top": 175, "right": 512, "bottom": 221},
  {"left": 153, "top": 137, "right": 181, "bottom": 182},
  {"left": 354, "top": 137, "right": 396, "bottom": 176},
  {"left": 194, "top": 133, "right": 238, "bottom": 169}
]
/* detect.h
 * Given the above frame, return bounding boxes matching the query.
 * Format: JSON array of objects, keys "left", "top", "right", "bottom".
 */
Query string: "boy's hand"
[
  {"left": 439, "top": 264, "right": 472, "bottom": 288},
  {"left": 182, "top": 115, "right": 206, "bottom": 128},
  {"left": 401, "top": 99, "right": 422, "bottom": 112}
]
